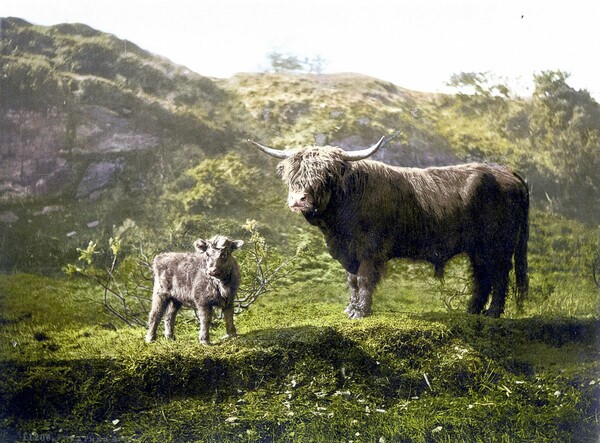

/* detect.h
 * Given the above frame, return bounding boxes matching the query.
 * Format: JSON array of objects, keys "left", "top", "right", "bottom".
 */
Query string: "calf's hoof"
[
  {"left": 199, "top": 339, "right": 211, "bottom": 346},
  {"left": 221, "top": 333, "right": 237, "bottom": 341},
  {"left": 145, "top": 336, "right": 155, "bottom": 343}
]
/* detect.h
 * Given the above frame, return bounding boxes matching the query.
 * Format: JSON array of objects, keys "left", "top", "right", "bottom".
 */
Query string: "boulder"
[
  {"left": 35, "top": 160, "right": 73, "bottom": 196},
  {"left": 76, "top": 161, "right": 123, "bottom": 198},
  {"left": 0, "top": 211, "right": 19, "bottom": 224},
  {"left": 40, "top": 205, "right": 63, "bottom": 215}
]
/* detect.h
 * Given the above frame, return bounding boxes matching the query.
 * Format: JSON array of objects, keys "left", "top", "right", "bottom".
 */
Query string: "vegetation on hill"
[
  {"left": 0, "top": 17, "right": 599, "bottom": 442},
  {"left": 1, "top": 17, "right": 599, "bottom": 272}
]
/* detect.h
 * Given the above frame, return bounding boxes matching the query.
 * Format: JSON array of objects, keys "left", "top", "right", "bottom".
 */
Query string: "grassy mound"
[{"left": 1, "top": 274, "right": 598, "bottom": 442}]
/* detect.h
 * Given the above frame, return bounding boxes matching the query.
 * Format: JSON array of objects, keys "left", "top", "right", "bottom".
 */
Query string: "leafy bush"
[
  {"left": 172, "top": 153, "right": 261, "bottom": 212},
  {"left": 0, "top": 56, "right": 64, "bottom": 107},
  {"left": 67, "top": 37, "right": 120, "bottom": 78}
]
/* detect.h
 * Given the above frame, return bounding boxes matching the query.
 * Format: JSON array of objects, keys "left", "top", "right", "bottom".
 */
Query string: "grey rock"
[
  {"left": 35, "top": 160, "right": 72, "bottom": 196},
  {"left": 76, "top": 161, "right": 123, "bottom": 198},
  {"left": 0, "top": 211, "right": 19, "bottom": 224},
  {"left": 41, "top": 205, "right": 63, "bottom": 215}
]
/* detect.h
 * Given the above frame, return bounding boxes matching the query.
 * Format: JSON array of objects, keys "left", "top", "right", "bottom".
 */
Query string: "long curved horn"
[
  {"left": 341, "top": 131, "right": 401, "bottom": 161},
  {"left": 247, "top": 139, "right": 298, "bottom": 159}
]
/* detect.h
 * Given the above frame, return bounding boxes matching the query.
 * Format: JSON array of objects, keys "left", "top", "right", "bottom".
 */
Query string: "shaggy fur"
[
  {"left": 274, "top": 146, "right": 529, "bottom": 318},
  {"left": 145, "top": 235, "right": 243, "bottom": 344}
]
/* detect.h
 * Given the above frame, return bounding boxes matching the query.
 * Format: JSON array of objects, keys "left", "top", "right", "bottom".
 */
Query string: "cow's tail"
[{"left": 514, "top": 173, "right": 530, "bottom": 313}]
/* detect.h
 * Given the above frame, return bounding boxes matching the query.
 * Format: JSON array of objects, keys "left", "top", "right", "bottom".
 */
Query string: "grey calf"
[{"left": 145, "top": 235, "right": 244, "bottom": 345}]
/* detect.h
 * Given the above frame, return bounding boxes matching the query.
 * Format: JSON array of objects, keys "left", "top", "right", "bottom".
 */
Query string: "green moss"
[{"left": 1, "top": 273, "right": 598, "bottom": 441}]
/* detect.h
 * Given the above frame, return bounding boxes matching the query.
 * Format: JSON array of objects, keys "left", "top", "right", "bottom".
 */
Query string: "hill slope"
[{"left": 2, "top": 17, "right": 599, "bottom": 274}]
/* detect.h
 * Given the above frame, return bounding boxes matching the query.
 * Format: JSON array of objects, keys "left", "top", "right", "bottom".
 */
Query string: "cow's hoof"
[
  {"left": 145, "top": 336, "right": 155, "bottom": 343},
  {"left": 199, "top": 340, "right": 211, "bottom": 346},
  {"left": 347, "top": 309, "right": 370, "bottom": 319},
  {"left": 483, "top": 309, "right": 502, "bottom": 318},
  {"left": 344, "top": 304, "right": 357, "bottom": 314}
]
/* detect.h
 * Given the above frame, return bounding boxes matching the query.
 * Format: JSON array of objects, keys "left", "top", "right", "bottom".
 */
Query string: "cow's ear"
[
  {"left": 231, "top": 240, "right": 244, "bottom": 250},
  {"left": 194, "top": 239, "right": 208, "bottom": 252}
]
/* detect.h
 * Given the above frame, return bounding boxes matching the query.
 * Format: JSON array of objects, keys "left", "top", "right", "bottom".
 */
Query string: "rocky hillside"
[
  {"left": 0, "top": 18, "right": 463, "bottom": 205},
  {"left": 1, "top": 17, "right": 598, "bottom": 272},
  {"left": 220, "top": 72, "right": 460, "bottom": 166},
  {"left": 0, "top": 17, "right": 243, "bottom": 202}
]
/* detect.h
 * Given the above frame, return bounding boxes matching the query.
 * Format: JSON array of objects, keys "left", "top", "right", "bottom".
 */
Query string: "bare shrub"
[{"left": 65, "top": 220, "right": 304, "bottom": 328}]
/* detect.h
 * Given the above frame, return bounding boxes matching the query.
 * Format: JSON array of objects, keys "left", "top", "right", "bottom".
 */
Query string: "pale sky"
[{"left": 2, "top": 0, "right": 599, "bottom": 99}]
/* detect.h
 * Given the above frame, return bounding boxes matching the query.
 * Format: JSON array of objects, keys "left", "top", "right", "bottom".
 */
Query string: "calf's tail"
[{"left": 514, "top": 174, "right": 530, "bottom": 312}]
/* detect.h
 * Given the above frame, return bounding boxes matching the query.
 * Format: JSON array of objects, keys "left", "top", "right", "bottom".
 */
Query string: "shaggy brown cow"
[
  {"left": 145, "top": 235, "right": 244, "bottom": 344},
  {"left": 250, "top": 136, "right": 529, "bottom": 319}
]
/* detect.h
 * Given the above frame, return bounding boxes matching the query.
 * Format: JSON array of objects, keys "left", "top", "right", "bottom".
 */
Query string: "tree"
[
  {"left": 530, "top": 70, "right": 600, "bottom": 221},
  {"left": 446, "top": 72, "right": 510, "bottom": 115},
  {"left": 266, "top": 51, "right": 327, "bottom": 74},
  {"left": 267, "top": 51, "right": 304, "bottom": 73}
]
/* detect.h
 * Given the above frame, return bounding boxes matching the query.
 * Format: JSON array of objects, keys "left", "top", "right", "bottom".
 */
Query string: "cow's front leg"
[
  {"left": 223, "top": 304, "right": 237, "bottom": 339},
  {"left": 196, "top": 306, "right": 213, "bottom": 345},
  {"left": 345, "top": 272, "right": 359, "bottom": 315},
  {"left": 347, "top": 261, "right": 383, "bottom": 319}
]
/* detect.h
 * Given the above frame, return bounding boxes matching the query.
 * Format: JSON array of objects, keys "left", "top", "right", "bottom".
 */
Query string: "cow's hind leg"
[
  {"left": 348, "top": 261, "right": 384, "bottom": 319},
  {"left": 345, "top": 272, "right": 359, "bottom": 315},
  {"left": 485, "top": 260, "right": 512, "bottom": 318},
  {"left": 468, "top": 257, "right": 492, "bottom": 315},
  {"left": 146, "top": 291, "right": 169, "bottom": 342},
  {"left": 164, "top": 299, "right": 182, "bottom": 340}
]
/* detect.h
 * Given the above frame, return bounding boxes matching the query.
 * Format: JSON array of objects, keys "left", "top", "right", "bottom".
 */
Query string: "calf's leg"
[
  {"left": 146, "top": 291, "right": 169, "bottom": 342},
  {"left": 223, "top": 305, "right": 237, "bottom": 339},
  {"left": 164, "top": 299, "right": 182, "bottom": 340},
  {"left": 196, "top": 305, "right": 213, "bottom": 345}
]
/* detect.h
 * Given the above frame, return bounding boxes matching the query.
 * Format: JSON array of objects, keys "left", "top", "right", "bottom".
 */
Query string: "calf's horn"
[{"left": 248, "top": 139, "right": 298, "bottom": 159}]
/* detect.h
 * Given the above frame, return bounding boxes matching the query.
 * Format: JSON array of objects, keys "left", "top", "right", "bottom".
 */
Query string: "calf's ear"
[
  {"left": 231, "top": 240, "right": 244, "bottom": 250},
  {"left": 194, "top": 239, "right": 209, "bottom": 252}
]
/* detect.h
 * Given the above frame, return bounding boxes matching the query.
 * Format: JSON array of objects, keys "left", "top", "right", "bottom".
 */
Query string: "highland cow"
[
  {"left": 250, "top": 136, "right": 529, "bottom": 319},
  {"left": 145, "top": 235, "right": 244, "bottom": 345}
]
